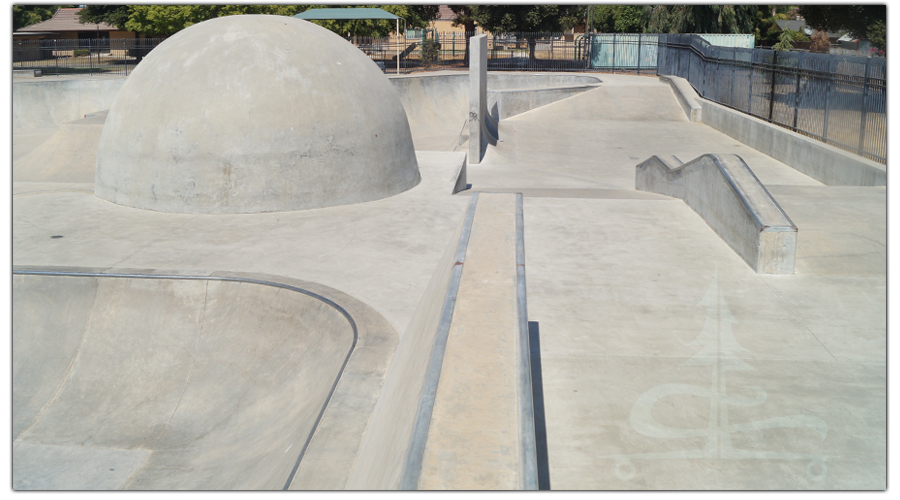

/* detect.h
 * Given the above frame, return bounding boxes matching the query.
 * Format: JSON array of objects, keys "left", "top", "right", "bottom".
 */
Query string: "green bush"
[
  {"left": 421, "top": 40, "right": 441, "bottom": 63},
  {"left": 73, "top": 49, "right": 90, "bottom": 57}
]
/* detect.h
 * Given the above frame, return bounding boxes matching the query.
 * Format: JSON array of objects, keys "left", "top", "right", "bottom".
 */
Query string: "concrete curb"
[
  {"left": 636, "top": 154, "right": 797, "bottom": 275},
  {"left": 658, "top": 75, "right": 702, "bottom": 122},
  {"left": 515, "top": 193, "right": 538, "bottom": 490},
  {"left": 400, "top": 193, "right": 479, "bottom": 489}
]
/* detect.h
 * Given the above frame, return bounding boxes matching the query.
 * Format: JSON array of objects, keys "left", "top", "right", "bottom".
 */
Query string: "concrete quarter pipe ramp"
[{"left": 12, "top": 270, "right": 396, "bottom": 490}]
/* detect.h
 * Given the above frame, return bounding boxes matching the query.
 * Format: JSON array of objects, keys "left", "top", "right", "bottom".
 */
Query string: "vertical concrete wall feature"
[{"left": 468, "top": 35, "right": 498, "bottom": 164}]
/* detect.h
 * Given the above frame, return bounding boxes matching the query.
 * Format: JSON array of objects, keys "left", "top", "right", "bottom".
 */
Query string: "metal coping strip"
[
  {"left": 11, "top": 268, "right": 357, "bottom": 491},
  {"left": 399, "top": 192, "right": 480, "bottom": 490},
  {"left": 516, "top": 193, "right": 539, "bottom": 490}
]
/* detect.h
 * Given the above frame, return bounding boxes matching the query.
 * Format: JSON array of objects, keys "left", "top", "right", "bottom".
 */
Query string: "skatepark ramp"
[
  {"left": 13, "top": 269, "right": 398, "bottom": 490},
  {"left": 13, "top": 78, "right": 125, "bottom": 134},
  {"left": 14, "top": 112, "right": 106, "bottom": 183},
  {"left": 390, "top": 72, "right": 600, "bottom": 152},
  {"left": 636, "top": 154, "right": 797, "bottom": 275}
]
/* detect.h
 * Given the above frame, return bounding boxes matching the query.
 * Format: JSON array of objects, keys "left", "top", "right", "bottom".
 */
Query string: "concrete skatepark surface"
[{"left": 11, "top": 55, "right": 886, "bottom": 491}]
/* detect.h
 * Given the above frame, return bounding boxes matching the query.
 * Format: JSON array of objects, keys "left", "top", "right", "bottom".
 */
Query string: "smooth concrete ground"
[{"left": 10, "top": 71, "right": 886, "bottom": 490}]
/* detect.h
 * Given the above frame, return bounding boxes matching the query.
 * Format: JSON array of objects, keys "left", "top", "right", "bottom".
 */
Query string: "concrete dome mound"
[{"left": 94, "top": 15, "right": 420, "bottom": 214}]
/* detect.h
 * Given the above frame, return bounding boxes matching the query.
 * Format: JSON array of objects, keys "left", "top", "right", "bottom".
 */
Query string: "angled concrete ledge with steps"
[{"left": 636, "top": 154, "right": 797, "bottom": 275}]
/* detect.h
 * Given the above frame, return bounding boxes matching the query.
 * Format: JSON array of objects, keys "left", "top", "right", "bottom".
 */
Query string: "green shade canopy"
[{"left": 293, "top": 8, "right": 401, "bottom": 21}]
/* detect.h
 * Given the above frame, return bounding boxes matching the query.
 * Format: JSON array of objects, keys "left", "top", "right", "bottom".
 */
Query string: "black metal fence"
[
  {"left": 348, "top": 32, "right": 660, "bottom": 74},
  {"left": 657, "top": 34, "right": 886, "bottom": 163},
  {"left": 13, "top": 32, "right": 885, "bottom": 163},
  {"left": 13, "top": 38, "right": 165, "bottom": 76}
]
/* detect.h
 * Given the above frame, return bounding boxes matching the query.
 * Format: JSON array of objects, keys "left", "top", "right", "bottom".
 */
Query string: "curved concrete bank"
[
  {"left": 12, "top": 77, "right": 125, "bottom": 134},
  {"left": 636, "top": 154, "right": 797, "bottom": 275},
  {"left": 14, "top": 112, "right": 107, "bottom": 183},
  {"left": 12, "top": 268, "right": 398, "bottom": 490}
]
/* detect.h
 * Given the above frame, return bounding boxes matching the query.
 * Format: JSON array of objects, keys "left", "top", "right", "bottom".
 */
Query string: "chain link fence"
[{"left": 657, "top": 34, "right": 886, "bottom": 163}]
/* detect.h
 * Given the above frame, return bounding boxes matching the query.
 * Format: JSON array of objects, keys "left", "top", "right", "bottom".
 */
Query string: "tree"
[
  {"left": 592, "top": 5, "right": 643, "bottom": 33},
  {"left": 124, "top": 5, "right": 307, "bottom": 37},
  {"left": 773, "top": 29, "right": 805, "bottom": 52},
  {"left": 809, "top": 30, "right": 830, "bottom": 54},
  {"left": 467, "top": 5, "right": 583, "bottom": 61},
  {"left": 14, "top": 5, "right": 73, "bottom": 31},
  {"left": 798, "top": 5, "right": 886, "bottom": 51},
  {"left": 469, "top": 5, "right": 582, "bottom": 33},
  {"left": 448, "top": 5, "right": 478, "bottom": 64},
  {"left": 76, "top": 5, "right": 131, "bottom": 30},
  {"left": 642, "top": 5, "right": 756, "bottom": 34}
]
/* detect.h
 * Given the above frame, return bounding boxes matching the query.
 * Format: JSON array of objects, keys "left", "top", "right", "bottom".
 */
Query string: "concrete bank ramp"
[
  {"left": 13, "top": 270, "right": 398, "bottom": 490},
  {"left": 391, "top": 73, "right": 600, "bottom": 152},
  {"left": 13, "top": 77, "right": 125, "bottom": 134},
  {"left": 13, "top": 112, "right": 107, "bottom": 184}
]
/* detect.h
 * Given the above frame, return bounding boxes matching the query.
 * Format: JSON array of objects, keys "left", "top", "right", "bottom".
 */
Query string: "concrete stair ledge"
[{"left": 636, "top": 153, "right": 797, "bottom": 275}]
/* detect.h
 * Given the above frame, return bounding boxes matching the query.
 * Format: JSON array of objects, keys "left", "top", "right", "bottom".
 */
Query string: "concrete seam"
[
  {"left": 14, "top": 274, "right": 100, "bottom": 444},
  {"left": 399, "top": 192, "right": 479, "bottom": 490},
  {"left": 106, "top": 215, "right": 201, "bottom": 270},
  {"left": 516, "top": 193, "right": 539, "bottom": 490},
  {"left": 152, "top": 279, "right": 210, "bottom": 449},
  {"left": 11, "top": 268, "right": 359, "bottom": 489},
  {"left": 759, "top": 277, "right": 838, "bottom": 362}
]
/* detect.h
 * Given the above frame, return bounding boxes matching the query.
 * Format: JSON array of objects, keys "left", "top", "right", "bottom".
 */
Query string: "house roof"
[
  {"left": 775, "top": 19, "right": 844, "bottom": 39},
  {"left": 437, "top": 6, "right": 457, "bottom": 21},
  {"left": 15, "top": 7, "right": 118, "bottom": 33}
]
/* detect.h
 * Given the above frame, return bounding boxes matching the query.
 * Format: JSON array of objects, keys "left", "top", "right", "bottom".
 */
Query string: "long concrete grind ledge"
[
  {"left": 392, "top": 192, "right": 537, "bottom": 490},
  {"left": 636, "top": 154, "right": 797, "bottom": 275},
  {"left": 12, "top": 268, "right": 398, "bottom": 490}
]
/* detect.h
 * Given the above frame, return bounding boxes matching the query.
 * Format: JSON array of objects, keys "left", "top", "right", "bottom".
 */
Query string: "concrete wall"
[
  {"left": 469, "top": 35, "right": 491, "bottom": 164},
  {"left": 12, "top": 271, "right": 370, "bottom": 489},
  {"left": 689, "top": 90, "right": 886, "bottom": 186},
  {"left": 660, "top": 74, "right": 885, "bottom": 186},
  {"left": 636, "top": 154, "right": 797, "bottom": 275}
]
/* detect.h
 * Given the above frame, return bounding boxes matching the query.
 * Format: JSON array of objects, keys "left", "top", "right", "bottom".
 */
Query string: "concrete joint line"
[
  {"left": 400, "top": 192, "right": 480, "bottom": 490},
  {"left": 516, "top": 193, "right": 539, "bottom": 490},
  {"left": 11, "top": 267, "right": 358, "bottom": 491}
]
